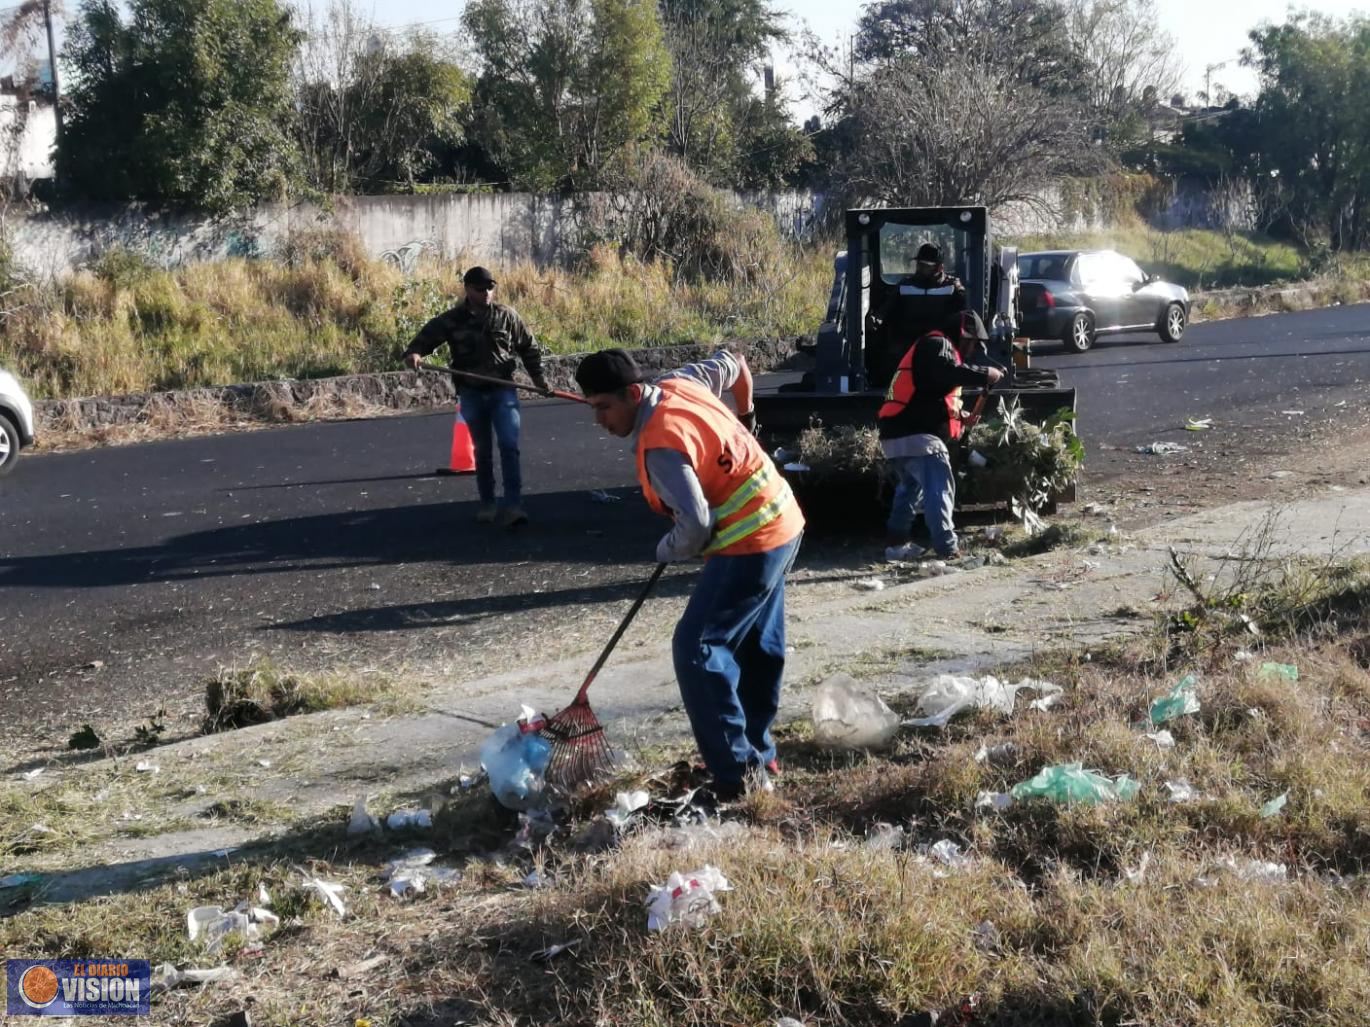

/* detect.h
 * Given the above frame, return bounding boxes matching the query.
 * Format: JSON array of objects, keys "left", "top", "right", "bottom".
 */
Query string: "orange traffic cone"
[{"left": 435, "top": 404, "right": 476, "bottom": 476}]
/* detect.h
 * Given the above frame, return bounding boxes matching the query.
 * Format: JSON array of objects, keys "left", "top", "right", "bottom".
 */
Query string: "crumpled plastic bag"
[
  {"left": 1258, "top": 662, "right": 1298, "bottom": 681},
  {"left": 187, "top": 902, "right": 279, "bottom": 954},
  {"left": 1149, "top": 674, "right": 1200, "bottom": 725},
  {"left": 645, "top": 865, "right": 733, "bottom": 931},
  {"left": 903, "top": 674, "right": 1063, "bottom": 729},
  {"left": 481, "top": 705, "right": 552, "bottom": 811},
  {"left": 811, "top": 673, "right": 901, "bottom": 750},
  {"left": 1010, "top": 763, "right": 1140, "bottom": 805},
  {"left": 604, "top": 790, "right": 651, "bottom": 830}
]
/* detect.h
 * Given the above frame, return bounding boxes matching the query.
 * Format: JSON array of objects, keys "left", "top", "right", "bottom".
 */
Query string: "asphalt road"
[{"left": 3, "top": 303, "right": 1368, "bottom": 739}]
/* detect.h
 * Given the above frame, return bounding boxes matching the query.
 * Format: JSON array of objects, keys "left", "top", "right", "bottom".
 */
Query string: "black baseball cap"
[
  {"left": 948, "top": 310, "right": 989, "bottom": 342},
  {"left": 916, "top": 243, "right": 942, "bottom": 263},
  {"left": 463, "top": 266, "right": 497, "bottom": 288},
  {"left": 576, "top": 348, "right": 643, "bottom": 395}
]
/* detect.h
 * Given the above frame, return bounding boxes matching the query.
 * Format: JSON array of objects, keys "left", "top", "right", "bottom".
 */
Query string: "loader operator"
[
  {"left": 868, "top": 242, "right": 968, "bottom": 386},
  {"left": 879, "top": 310, "right": 1002, "bottom": 561},
  {"left": 575, "top": 348, "right": 805, "bottom": 802}
]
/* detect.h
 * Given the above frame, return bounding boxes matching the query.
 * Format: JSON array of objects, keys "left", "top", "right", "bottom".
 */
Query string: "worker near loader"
[
  {"left": 879, "top": 310, "right": 1002, "bottom": 561},
  {"left": 868, "top": 242, "right": 968, "bottom": 385},
  {"left": 403, "top": 266, "right": 549, "bottom": 528},
  {"left": 574, "top": 348, "right": 805, "bottom": 801}
]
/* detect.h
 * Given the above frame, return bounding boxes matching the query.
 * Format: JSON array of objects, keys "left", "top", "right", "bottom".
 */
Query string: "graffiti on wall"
[{"left": 380, "top": 239, "right": 439, "bottom": 275}]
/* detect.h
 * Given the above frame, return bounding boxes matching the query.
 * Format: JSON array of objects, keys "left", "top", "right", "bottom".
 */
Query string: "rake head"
[{"left": 541, "top": 694, "right": 614, "bottom": 792}]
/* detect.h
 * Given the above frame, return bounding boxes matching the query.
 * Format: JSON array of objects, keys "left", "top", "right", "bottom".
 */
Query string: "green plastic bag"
[
  {"left": 1149, "top": 674, "right": 1200, "bottom": 726},
  {"left": 1260, "top": 791, "right": 1288, "bottom": 818},
  {"left": 1010, "top": 763, "right": 1140, "bottom": 805},
  {"left": 1258, "top": 662, "right": 1298, "bottom": 682}
]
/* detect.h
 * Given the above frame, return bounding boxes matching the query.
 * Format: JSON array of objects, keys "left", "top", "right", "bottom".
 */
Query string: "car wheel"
[
  {"left": 0, "top": 412, "right": 20, "bottom": 476},
  {"left": 1063, "top": 312, "right": 1095, "bottom": 353},
  {"left": 1159, "top": 302, "right": 1186, "bottom": 343}
]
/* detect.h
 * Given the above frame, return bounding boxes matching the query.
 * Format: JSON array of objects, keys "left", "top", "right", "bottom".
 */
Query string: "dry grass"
[
  {"left": 202, "top": 661, "right": 411, "bottom": 733},
  {"left": 2, "top": 232, "right": 829, "bottom": 402}
]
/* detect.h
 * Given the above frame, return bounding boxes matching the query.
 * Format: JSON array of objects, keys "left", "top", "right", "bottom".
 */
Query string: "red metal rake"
[{"left": 542, "top": 562, "right": 667, "bottom": 791}]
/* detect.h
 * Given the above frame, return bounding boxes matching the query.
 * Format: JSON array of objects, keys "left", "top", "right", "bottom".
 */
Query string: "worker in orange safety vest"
[{"left": 575, "top": 348, "right": 805, "bottom": 802}]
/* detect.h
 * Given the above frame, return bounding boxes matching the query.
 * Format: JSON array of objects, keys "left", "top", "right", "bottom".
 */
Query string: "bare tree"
[
  {"left": 1065, "top": 0, "right": 1182, "bottom": 131},
  {"left": 828, "top": 52, "right": 1102, "bottom": 210}
]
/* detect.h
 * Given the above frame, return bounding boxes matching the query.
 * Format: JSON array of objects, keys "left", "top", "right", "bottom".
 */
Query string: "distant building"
[{"left": 0, "top": 74, "right": 57, "bottom": 190}]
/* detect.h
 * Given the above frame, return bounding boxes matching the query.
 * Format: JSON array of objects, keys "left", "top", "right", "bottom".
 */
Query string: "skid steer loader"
[{"left": 754, "top": 205, "right": 1078, "bottom": 509}]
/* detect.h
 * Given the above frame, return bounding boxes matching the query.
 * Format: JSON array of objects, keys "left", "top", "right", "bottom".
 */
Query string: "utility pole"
[{"left": 42, "top": 0, "right": 63, "bottom": 151}]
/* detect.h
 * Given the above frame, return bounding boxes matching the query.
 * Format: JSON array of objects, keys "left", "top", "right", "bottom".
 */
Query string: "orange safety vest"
[
  {"left": 877, "top": 331, "right": 966, "bottom": 441},
  {"left": 637, "top": 379, "right": 804, "bottom": 557}
]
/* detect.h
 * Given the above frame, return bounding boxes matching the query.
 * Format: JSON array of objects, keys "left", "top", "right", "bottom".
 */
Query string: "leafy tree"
[
  {"left": 463, "top": 0, "right": 671, "bottom": 190},
  {"left": 294, "top": 5, "right": 471, "bottom": 193},
  {"left": 1240, "top": 13, "right": 1370, "bottom": 251},
  {"left": 58, "top": 0, "right": 301, "bottom": 213}
]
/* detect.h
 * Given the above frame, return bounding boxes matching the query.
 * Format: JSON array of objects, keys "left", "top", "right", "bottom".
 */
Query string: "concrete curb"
[{"left": 34, "top": 337, "right": 805, "bottom": 436}]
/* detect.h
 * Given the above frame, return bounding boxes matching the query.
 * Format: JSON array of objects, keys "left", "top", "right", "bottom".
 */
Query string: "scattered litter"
[
  {"left": 1149, "top": 674, "right": 1200, "bottom": 726},
  {"left": 811, "top": 673, "right": 901, "bottom": 750},
  {"left": 605, "top": 790, "right": 651, "bottom": 830},
  {"left": 588, "top": 489, "right": 621, "bottom": 504},
  {"left": 20, "top": 768, "right": 44, "bottom": 781},
  {"left": 383, "top": 849, "right": 458, "bottom": 898},
  {"left": 28, "top": 823, "right": 53, "bottom": 835},
  {"left": 385, "top": 809, "right": 433, "bottom": 831},
  {"left": 1185, "top": 417, "right": 1213, "bottom": 431},
  {"left": 885, "top": 543, "right": 926, "bottom": 563},
  {"left": 1136, "top": 441, "right": 1188, "bottom": 455},
  {"left": 1010, "top": 763, "right": 1139, "bottom": 805},
  {"left": 367, "top": 583, "right": 381, "bottom": 591},
  {"left": 347, "top": 798, "right": 381, "bottom": 836},
  {"left": 645, "top": 866, "right": 732, "bottom": 931},
  {"left": 531, "top": 939, "right": 582, "bottom": 962},
  {"left": 481, "top": 706, "right": 551, "bottom": 811},
  {"left": 1205, "top": 855, "right": 1287, "bottom": 885},
  {"left": 1124, "top": 851, "right": 1152, "bottom": 885},
  {"left": 298, "top": 872, "right": 348, "bottom": 917},
  {"left": 917, "top": 560, "right": 952, "bottom": 577},
  {"left": 1027, "top": 692, "right": 1063, "bottom": 712},
  {"left": 135, "top": 761, "right": 160, "bottom": 774},
  {"left": 186, "top": 904, "right": 279, "bottom": 954},
  {"left": 0, "top": 873, "right": 42, "bottom": 889},
  {"left": 1280, "top": 410, "right": 1305, "bottom": 416},
  {"left": 984, "top": 525, "right": 1004, "bottom": 542},
  {"left": 904, "top": 674, "right": 1062, "bottom": 729},
  {"left": 1082, "top": 502, "right": 1107, "bottom": 515},
  {"left": 1144, "top": 729, "right": 1176, "bottom": 750},
  {"left": 257, "top": 883, "right": 271, "bottom": 906},
  {"left": 973, "top": 742, "right": 1019, "bottom": 767},
  {"left": 256, "top": 759, "right": 272, "bottom": 769},
  {"left": 521, "top": 870, "right": 548, "bottom": 889},
  {"left": 1267, "top": 470, "right": 1295, "bottom": 479},
  {"left": 972, "top": 920, "right": 1000, "bottom": 951},
  {"left": 853, "top": 577, "right": 886, "bottom": 591},
  {"left": 513, "top": 809, "right": 558, "bottom": 850},
  {"left": 926, "top": 839, "right": 972, "bottom": 869},
  {"left": 150, "top": 963, "right": 240, "bottom": 995},
  {"left": 1258, "top": 662, "right": 1298, "bottom": 681},
  {"left": 783, "top": 462, "right": 812, "bottom": 473},
  {"left": 865, "top": 822, "right": 906, "bottom": 851},
  {"left": 775, "top": 1019, "right": 805, "bottom": 1027},
  {"left": 1260, "top": 792, "right": 1289, "bottom": 819},
  {"left": 1234, "top": 649, "right": 1254, "bottom": 662},
  {"left": 975, "top": 791, "right": 1014, "bottom": 812},
  {"left": 1164, "top": 779, "right": 1199, "bottom": 803},
  {"left": 968, "top": 449, "right": 989, "bottom": 468},
  {"left": 84, "top": 660, "right": 106, "bottom": 670}
]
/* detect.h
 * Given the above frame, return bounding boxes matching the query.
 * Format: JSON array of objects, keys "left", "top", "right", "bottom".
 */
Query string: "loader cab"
[{"left": 818, "top": 206, "right": 998, "bottom": 393}]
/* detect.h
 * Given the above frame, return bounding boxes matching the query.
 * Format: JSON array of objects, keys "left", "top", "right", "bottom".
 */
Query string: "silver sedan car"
[
  {"left": 1018, "top": 249, "right": 1190, "bottom": 352},
  {"left": 0, "top": 369, "right": 36, "bottom": 476}
]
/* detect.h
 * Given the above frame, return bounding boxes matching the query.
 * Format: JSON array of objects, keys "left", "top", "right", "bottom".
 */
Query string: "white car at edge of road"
[{"left": 0, "top": 369, "right": 36, "bottom": 476}]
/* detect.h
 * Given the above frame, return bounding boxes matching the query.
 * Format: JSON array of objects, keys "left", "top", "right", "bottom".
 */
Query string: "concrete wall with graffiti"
[{"left": 6, "top": 191, "right": 827, "bottom": 279}]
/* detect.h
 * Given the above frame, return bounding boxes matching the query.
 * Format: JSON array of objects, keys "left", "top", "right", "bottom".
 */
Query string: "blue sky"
[{"left": 364, "top": 0, "right": 1369, "bottom": 113}]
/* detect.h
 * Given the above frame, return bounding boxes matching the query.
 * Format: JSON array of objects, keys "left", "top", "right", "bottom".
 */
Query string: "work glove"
[{"left": 739, "top": 409, "right": 759, "bottom": 435}]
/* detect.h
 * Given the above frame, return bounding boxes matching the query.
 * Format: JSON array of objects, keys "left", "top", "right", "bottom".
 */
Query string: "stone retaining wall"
[{"left": 35, "top": 337, "right": 803, "bottom": 436}]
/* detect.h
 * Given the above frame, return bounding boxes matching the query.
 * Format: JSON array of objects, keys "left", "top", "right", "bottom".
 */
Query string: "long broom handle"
[
  {"left": 576, "top": 562, "right": 668, "bottom": 702},
  {"left": 418, "top": 361, "right": 589, "bottom": 405}
]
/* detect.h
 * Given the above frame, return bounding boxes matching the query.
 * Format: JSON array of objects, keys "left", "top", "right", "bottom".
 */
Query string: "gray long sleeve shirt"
[{"left": 631, "top": 350, "right": 744, "bottom": 563}]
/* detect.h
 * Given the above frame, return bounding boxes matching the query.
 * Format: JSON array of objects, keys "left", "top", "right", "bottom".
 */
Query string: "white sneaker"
[{"left": 885, "top": 542, "right": 927, "bottom": 563}]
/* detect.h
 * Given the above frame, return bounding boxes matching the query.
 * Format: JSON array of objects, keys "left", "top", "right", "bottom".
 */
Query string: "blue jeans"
[
  {"left": 672, "top": 534, "right": 802, "bottom": 786},
  {"left": 458, "top": 386, "right": 521, "bottom": 506},
  {"left": 887, "top": 452, "right": 957, "bottom": 556}
]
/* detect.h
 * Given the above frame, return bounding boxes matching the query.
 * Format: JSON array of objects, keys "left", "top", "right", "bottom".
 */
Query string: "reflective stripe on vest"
[
  {"left": 703, "top": 467, "right": 793, "bottom": 555},
  {"left": 898, "top": 283, "right": 957, "bottom": 296}
]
